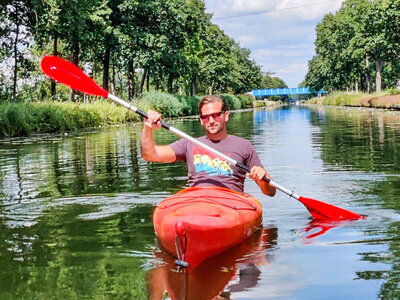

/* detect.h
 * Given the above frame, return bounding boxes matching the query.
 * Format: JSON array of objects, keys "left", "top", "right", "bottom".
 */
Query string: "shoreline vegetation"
[
  {"left": 0, "top": 92, "right": 276, "bottom": 139},
  {"left": 306, "top": 90, "right": 400, "bottom": 109},
  {"left": 2, "top": 89, "right": 400, "bottom": 140}
]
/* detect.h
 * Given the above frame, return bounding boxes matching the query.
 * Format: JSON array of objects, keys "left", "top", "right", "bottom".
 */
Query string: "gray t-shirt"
[{"left": 169, "top": 135, "right": 263, "bottom": 193}]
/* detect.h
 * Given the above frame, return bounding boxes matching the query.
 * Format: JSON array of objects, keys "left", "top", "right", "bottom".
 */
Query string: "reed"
[
  {"left": 0, "top": 91, "right": 264, "bottom": 138},
  {"left": 307, "top": 91, "right": 387, "bottom": 106},
  {"left": 0, "top": 101, "right": 139, "bottom": 138}
]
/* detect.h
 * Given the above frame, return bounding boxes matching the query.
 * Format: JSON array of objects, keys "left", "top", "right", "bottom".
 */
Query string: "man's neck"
[{"left": 206, "top": 131, "right": 229, "bottom": 141}]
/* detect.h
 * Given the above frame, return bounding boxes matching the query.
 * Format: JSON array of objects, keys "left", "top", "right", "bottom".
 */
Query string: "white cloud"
[
  {"left": 204, "top": 0, "right": 344, "bottom": 87},
  {"left": 207, "top": 0, "right": 341, "bottom": 21}
]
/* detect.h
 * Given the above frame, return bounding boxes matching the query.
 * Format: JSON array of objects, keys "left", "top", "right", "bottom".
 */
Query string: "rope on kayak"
[
  {"left": 175, "top": 233, "right": 189, "bottom": 269},
  {"left": 159, "top": 194, "right": 257, "bottom": 211}
]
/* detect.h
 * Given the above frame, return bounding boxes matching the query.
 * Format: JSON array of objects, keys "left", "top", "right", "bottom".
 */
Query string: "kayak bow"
[{"left": 153, "top": 186, "right": 262, "bottom": 269}]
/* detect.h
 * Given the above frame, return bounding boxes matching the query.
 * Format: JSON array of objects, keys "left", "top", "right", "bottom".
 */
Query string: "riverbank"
[
  {"left": 0, "top": 92, "right": 277, "bottom": 139},
  {"left": 306, "top": 91, "right": 400, "bottom": 109}
]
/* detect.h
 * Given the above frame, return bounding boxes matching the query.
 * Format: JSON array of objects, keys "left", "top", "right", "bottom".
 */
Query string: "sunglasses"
[{"left": 199, "top": 111, "right": 224, "bottom": 121}]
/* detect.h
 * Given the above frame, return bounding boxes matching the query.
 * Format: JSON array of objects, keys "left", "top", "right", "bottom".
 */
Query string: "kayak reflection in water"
[
  {"left": 146, "top": 227, "right": 278, "bottom": 300},
  {"left": 140, "top": 95, "right": 276, "bottom": 197}
]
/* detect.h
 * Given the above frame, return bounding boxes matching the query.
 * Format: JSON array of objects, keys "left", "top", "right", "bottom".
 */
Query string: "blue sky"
[{"left": 204, "top": 0, "right": 344, "bottom": 88}]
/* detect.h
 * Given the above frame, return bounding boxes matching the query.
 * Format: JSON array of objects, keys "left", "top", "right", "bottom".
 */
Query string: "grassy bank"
[
  {"left": 306, "top": 90, "right": 400, "bottom": 108},
  {"left": 0, "top": 92, "right": 259, "bottom": 138}
]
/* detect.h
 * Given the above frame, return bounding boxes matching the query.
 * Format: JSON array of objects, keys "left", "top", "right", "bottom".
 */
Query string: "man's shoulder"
[{"left": 228, "top": 135, "right": 252, "bottom": 144}]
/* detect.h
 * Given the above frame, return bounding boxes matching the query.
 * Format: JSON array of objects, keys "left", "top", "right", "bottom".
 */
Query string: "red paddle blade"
[
  {"left": 298, "top": 196, "right": 365, "bottom": 220},
  {"left": 41, "top": 56, "right": 108, "bottom": 98}
]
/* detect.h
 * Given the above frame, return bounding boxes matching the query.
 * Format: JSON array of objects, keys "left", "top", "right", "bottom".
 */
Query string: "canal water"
[{"left": 1, "top": 105, "right": 400, "bottom": 299}]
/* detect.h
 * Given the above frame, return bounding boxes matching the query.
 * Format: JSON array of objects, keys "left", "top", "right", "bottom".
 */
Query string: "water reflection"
[
  {"left": 309, "top": 107, "right": 400, "bottom": 173},
  {"left": 1, "top": 106, "right": 400, "bottom": 298},
  {"left": 0, "top": 194, "right": 157, "bottom": 298},
  {"left": 147, "top": 227, "right": 278, "bottom": 300},
  {"left": 303, "top": 219, "right": 337, "bottom": 239}
]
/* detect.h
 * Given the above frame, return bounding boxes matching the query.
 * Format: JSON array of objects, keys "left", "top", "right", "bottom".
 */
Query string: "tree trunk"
[
  {"left": 139, "top": 69, "right": 147, "bottom": 95},
  {"left": 71, "top": 39, "right": 79, "bottom": 65},
  {"left": 365, "top": 55, "right": 371, "bottom": 93},
  {"left": 103, "top": 46, "right": 110, "bottom": 91},
  {"left": 112, "top": 53, "right": 116, "bottom": 94},
  {"left": 168, "top": 74, "right": 173, "bottom": 93},
  {"left": 128, "top": 57, "right": 135, "bottom": 99},
  {"left": 12, "top": 6, "right": 20, "bottom": 102},
  {"left": 208, "top": 86, "right": 212, "bottom": 95},
  {"left": 146, "top": 72, "right": 150, "bottom": 91},
  {"left": 375, "top": 59, "right": 383, "bottom": 93},
  {"left": 71, "top": 38, "right": 80, "bottom": 101},
  {"left": 191, "top": 77, "right": 196, "bottom": 96},
  {"left": 355, "top": 80, "right": 359, "bottom": 93},
  {"left": 51, "top": 34, "right": 58, "bottom": 97}
]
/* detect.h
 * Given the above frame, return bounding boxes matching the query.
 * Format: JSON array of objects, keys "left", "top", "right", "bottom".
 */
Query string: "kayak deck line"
[{"left": 157, "top": 186, "right": 258, "bottom": 211}]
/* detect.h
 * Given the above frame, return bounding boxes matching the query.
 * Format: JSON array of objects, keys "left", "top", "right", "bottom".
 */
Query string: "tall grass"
[
  {"left": 0, "top": 91, "right": 271, "bottom": 138},
  {"left": 0, "top": 101, "right": 138, "bottom": 138},
  {"left": 307, "top": 91, "right": 387, "bottom": 106}
]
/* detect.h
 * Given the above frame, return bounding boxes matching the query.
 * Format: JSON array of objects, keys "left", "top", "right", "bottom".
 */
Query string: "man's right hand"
[
  {"left": 144, "top": 110, "right": 162, "bottom": 130},
  {"left": 141, "top": 110, "right": 176, "bottom": 163}
]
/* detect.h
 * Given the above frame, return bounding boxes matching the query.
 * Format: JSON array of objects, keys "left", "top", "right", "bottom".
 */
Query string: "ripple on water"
[{"left": 0, "top": 192, "right": 169, "bottom": 228}]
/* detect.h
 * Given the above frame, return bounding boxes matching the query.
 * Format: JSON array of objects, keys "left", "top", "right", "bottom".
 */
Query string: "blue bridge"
[{"left": 252, "top": 87, "right": 326, "bottom": 98}]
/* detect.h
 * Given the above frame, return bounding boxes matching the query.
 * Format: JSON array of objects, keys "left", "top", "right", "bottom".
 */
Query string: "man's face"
[{"left": 199, "top": 101, "right": 229, "bottom": 136}]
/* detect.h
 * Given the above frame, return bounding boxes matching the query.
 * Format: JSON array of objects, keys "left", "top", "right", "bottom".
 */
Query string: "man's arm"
[
  {"left": 249, "top": 166, "right": 276, "bottom": 197},
  {"left": 140, "top": 110, "right": 176, "bottom": 163}
]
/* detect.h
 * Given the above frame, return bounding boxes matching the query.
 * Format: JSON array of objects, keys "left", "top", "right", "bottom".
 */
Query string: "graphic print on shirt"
[{"left": 193, "top": 147, "right": 233, "bottom": 177}]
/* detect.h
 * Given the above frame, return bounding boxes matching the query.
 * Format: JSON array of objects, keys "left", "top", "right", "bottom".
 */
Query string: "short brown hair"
[{"left": 198, "top": 95, "right": 226, "bottom": 114}]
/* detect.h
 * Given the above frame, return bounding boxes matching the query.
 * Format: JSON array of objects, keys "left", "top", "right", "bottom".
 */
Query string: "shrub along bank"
[
  {"left": 306, "top": 90, "right": 400, "bottom": 108},
  {"left": 0, "top": 92, "right": 258, "bottom": 138}
]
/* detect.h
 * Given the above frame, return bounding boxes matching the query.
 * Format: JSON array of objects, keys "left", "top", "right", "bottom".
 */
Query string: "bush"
[
  {"left": 0, "top": 103, "right": 32, "bottom": 137},
  {"left": 0, "top": 91, "right": 263, "bottom": 138},
  {"left": 237, "top": 94, "right": 254, "bottom": 108},
  {"left": 219, "top": 94, "right": 241, "bottom": 110},
  {"left": 140, "top": 91, "right": 183, "bottom": 117},
  {"left": 387, "top": 88, "right": 400, "bottom": 95},
  {"left": 0, "top": 100, "right": 140, "bottom": 138},
  {"left": 176, "top": 95, "right": 201, "bottom": 115}
]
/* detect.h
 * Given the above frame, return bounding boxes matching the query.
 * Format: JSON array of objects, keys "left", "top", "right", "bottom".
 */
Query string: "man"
[{"left": 141, "top": 95, "right": 276, "bottom": 196}]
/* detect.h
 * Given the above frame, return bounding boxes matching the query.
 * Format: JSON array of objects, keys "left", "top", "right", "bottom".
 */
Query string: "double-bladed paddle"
[{"left": 40, "top": 55, "right": 364, "bottom": 220}]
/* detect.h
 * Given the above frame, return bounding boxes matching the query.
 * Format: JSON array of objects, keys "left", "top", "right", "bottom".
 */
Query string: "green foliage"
[
  {"left": 253, "top": 101, "right": 266, "bottom": 108},
  {"left": 323, "top": 92, "right": 361, "bottom": 106},
  {"left": 261, "top": 72, "right": 288, "bottom": 89},
  {"left": 388, "top": 88, "right": 400, "bottom": 95},
  {"left": 304, "top": 0, "right": 400, "bottom": 93},
  {"left": 140, "top": 91, "right": 184, "bottom": 117},
  {"left": 237, "top": 94, "right": 254, "bottom": 108},
  {"left": 0, "top": 0, "right": 277, "bottom": 102},
  {"left": 176, "top": 95, "right": 201, "bottom": 115},
  {"left": 0, "top": 101, "right": 139, "bottom": 138},
  {"left": 0, "top": 91, "right": 259, "bottom": 138},
  {"left": 0, "top": 102, "right": 33, "bottom": 137},
  {"left": 219, "top": 94, "right": 241, "bottom": 110},
  {"left": 306, "top": 91, "right": 388, "bottom": 106}
]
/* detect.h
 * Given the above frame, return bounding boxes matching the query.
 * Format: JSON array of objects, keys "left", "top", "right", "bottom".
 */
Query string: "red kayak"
[{"left": 153, "top": 186, "right": 262, "bottom": 269}]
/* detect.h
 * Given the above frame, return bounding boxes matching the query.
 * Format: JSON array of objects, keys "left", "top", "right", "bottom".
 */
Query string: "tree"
[
  {"left": 261, "top": 71, "right": 287, "bottom": 89},
  {"left": 304, "top": 0, "right": 400, "bottom": 93},
  {"left": 357, "top": 0, "right": 400, "bottom": 92},
  {"left": 231, "top": 44, "right": 262, "bottom": 94},
  {"left": 182, "top": 0, "right": 211, "bottom": 96},
  {"left": 1, "top": 1, "right": 33, "bottom": 101}
]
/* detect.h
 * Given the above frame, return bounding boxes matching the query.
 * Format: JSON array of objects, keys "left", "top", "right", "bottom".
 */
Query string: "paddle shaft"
[{"left": 108, "top": 94, "right": 299, "bottom": 200}]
